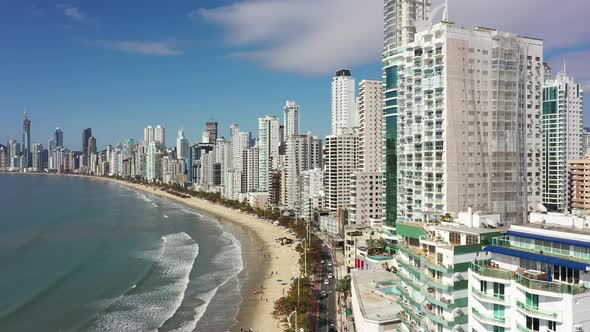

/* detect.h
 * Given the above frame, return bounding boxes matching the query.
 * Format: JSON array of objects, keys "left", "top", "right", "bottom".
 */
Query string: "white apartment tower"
[
  {"left": 350, "top": 79, "right": 384, "bottom": 224},
  {"left": 331, "top": 70, "right": 356, "bottom": 135},
  {"left": 176, "top": 129, "right": 189, "bottom": 160},
  {"left": 144, "top": 125, "right": 165, "bottom": 147},
  {"left": 542, "top": 71, "right": 585, "bottom": 212},
  {"left": 383, "top": 0, "right": 432, "bottom": 52},
  {"left": 324, "top": 130, "right": 358, "bottom": 212},
  {"left": 391, "top": 22, "right": 544, "bottom": 224},
  {"left": 146, "top": 141, "right": 157, "bottom": 181},
  {"left": 31, "top": 143, "right": 43, "bottom": 171},
  {"left": 258, "top": 116, "right": 280, "bottom": 192},
  {"left": 284, "top": 100, "right": 300, "bottom": 138},
  {"left": 357, "top": 80, "right": 383, "bottom": 173},
  {"left": 285, "top": 134, "right": 322, "bottom": 213},
  {"left": 244, "top": 145, "right": 259, "bottom": 193}
]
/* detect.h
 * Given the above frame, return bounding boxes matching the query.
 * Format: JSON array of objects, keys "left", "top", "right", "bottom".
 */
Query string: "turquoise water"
[{"left": 0, "top": 174, "right": 250, "bottom": 331}]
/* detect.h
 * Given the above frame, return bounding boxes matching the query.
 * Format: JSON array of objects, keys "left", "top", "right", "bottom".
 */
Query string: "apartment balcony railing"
[
  {"left": 515, "top": 300, "right": 560, "bottom": 320},
  {"left": 471, "top": 287, "right": 508, "bottom": 304},
  {"left": 471, "top": 308, "right": 507, "bottom": 327},
  {"left": 470, "top": 262, "right": 513, "bottom": 280}
]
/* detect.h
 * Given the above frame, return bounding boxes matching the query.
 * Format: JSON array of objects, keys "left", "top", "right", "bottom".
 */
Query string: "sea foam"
[{"left": 87, "top": 232, "right": 198, "bottom": 332}]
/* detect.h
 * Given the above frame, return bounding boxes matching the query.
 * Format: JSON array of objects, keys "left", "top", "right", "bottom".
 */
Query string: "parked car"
[
  {"left": 321, "top": 260, "right": 325, "bottom": 264},
  {"left": 328, "top": 273, "right": 333, "bottom": 279},
  {"left": 320, "top": 291, "right": 327, "bottom": 298},
  {"left": 324, "top": 279, "right": 329, "bottom": 285}
]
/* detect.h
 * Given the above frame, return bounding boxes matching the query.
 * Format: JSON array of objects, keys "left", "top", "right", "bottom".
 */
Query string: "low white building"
[{"left": 350, "top": 270, "right": 402, "bottom": 332}]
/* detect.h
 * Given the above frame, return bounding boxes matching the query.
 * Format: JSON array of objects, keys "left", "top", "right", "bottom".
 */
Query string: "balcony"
[
  {"left": 515, "top": 300, "right": 560, "bottom": 320},
  {"left": 422, "top": 288, "right": 455, "bottom": 308},
  {"left": 515, "top": 272, "right": 588, "bottom": 295},
  {"left": 422, "top": 273, "right": 453, "bottom": 291},
  {"left": 470, "top": 262, "right": 513, "bottom": 281},
  {"left": 471, "top": 287, "right": 507, "bottom": 304},
  {"left": 424, "top": 255, "right": 453, "bottom": 273},
  {"left": 471, "top": 308, "right": 507, "bottom": 327}
]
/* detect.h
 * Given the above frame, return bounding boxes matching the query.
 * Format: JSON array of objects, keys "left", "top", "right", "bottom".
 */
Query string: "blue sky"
[{"left": 1, "top": 0, "right": 589, "bottom": 150}]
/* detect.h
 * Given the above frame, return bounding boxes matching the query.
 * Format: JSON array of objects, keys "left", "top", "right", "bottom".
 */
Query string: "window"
[
  {"left": 548, "top": 320, "right": 556, "bottom": 331},
  {"left": 526, "top": 316, "right": 540, "bottom": 331},
  {"left": 480, "top": 280, "right": 488, "bottom": 292},
  {"left": 493, "top": 327, "right": 505, "bottom": 332},
  {"left": 450, "top": 232, "right": 461, "bottom": 245},
  {"left": 493, "top": 304, "right": 505, "bottom": 320},
  {"left": 526, "top": 292, "right": 539, "bottom": 309},
  {"left": 466, "top": 234, "right": 479, "bottom": 245},
  {"left": 493, "top": 282, "right": 505, "bottom": 298}
]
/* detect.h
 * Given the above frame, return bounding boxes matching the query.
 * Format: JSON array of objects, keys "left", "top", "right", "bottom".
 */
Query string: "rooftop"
[
  {"left": 434, "top": 223, "right": 508, "bottom": 235},
  {"left": 351, "top": 270, "right": 402, "bottom": 323},
  {"left": 520, "top": 221, "right": 590, "bottom": 236}
]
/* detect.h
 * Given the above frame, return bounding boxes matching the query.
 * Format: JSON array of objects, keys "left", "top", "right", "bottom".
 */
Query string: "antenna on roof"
[{"left": 442, "top": 0, "right": 449, "bottom": 22}]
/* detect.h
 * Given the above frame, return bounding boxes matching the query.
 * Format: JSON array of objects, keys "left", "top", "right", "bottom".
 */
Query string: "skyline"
[{"left": 1, "top": 0, "right": 590, "bottom": 149}]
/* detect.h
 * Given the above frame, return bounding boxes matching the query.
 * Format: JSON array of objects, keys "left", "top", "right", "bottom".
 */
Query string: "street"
[{"left": 314, "top": 240, "right": 337, "bottom": 332}]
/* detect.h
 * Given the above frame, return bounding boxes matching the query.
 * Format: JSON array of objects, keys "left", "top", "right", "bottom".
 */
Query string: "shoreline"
[{"left": 2, "top": 172, "right": 297, "bottom": 332}]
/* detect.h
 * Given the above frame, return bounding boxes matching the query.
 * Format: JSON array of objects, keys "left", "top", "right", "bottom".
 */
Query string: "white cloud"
[
  {"left": 98, "top": 40, "right": 183, "bottom": 56},
  {"left": 197, "top": 0, "right": 590, "bottom": 74},
  {"left": 59, "top": 5, "right": 86, "bottom": 21},
  {"left": 198, "top": 0, "right": 383, "bottom": 74}
]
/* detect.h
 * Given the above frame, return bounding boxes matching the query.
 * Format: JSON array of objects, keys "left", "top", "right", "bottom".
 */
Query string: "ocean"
[{"left": 0, "top": 174, "right": 257, "bottom": 331}]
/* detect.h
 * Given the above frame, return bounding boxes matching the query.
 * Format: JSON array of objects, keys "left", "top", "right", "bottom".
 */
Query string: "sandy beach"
[{"left": 105, "top": 178, "right": 299, "bottom": 332}]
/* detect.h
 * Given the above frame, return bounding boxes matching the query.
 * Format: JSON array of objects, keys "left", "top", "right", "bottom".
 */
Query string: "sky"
[{"left": 0, "top": 0, "right": 589, "bottom": 150}]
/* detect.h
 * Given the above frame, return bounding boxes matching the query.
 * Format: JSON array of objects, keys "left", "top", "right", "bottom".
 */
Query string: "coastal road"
[{"left": 315, "top": 242, "right": 337, "bottom": 332}]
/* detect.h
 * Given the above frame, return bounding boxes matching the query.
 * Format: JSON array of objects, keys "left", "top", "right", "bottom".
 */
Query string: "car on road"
[
  {"left": 328, "top": 273, "right": 333, "bottom": 279},
  {"left": 328, "top": 262, "right": 332, "bottom": 266},
  {"left": 321, "top": 259, "right": 325, "bottom": 264},
  {"left": 320, "top": 291, "right": 327, "bottom": 298},
  {"left": 324, "top": 279, "right": 329, "bottom": 285}
]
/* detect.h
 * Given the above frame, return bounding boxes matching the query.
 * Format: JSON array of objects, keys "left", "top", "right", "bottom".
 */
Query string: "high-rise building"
[
  {"left": 258, "top": 115, "right": 280, "bottom": 192},
  {"left": 147, "top": 141, "right": 158, "bottom": 181},
  {"left": 22, "top": 112, "right": 31, "bottom": 167},
  {"left": 350, "top": 80, "right": 384, "bottom": 225},
  {"left": 383, "top": 0, "right": 432, "bottom": 232},
  {"left": 154, "top": 125, "right": 165, "bottom": 147},
  {"left": 331, "top": 70, "right": 356, "bottom": 135},
  {"left": 232, "top": 130, "right": 251, "bottom": 174},
  {"left": 284, "top": 100, "right": 300, "bottom": 139},
  {"left": 176, "top": 129, "right": 189, "bottom": 160},
  {"left": 88, "top": 136, "right": 97, "bottom": 157},
  {"left": 54, "top": 128, "right": 64, "bottom": 148},
  {"left": 324, "top": 131, "right": 358, "bottom": 212},
  {"left": 285, "top": 134, "right": 322, "bottom": 213},
  {"left": 32, "top": 144, "right": 43, "bottom": 171},
  {"left": 206, "top": 121, "right": 218, "bottom": 142},
  {"left": 542, "top": 71, "right": 585, "bottom": 212},
  {"left": 82, "top": 128, "right": 92, "bottom": 163},
  {"left": 0, "top": 144, "right": 8, "bottom": 170},
  {"left": 300, "top": 168, "right": 324, "bottom": 221},
  {"left": 383, "top": 0, "right": 432, "bottom": 52},
  {"left": 8, "top": 139, "right": 20, "bottom": 170},
  {"left": 389, "top": 22, "right": 544, "bottom": 225},
  {"left": 357, "top": 80, "right": 383, "bottom": 173},
  {"left": 144, "top": 125, "right": 165, "bottom": 147},
  {"left": 244, "top": 145, "right": 259, "bottom": 193}
]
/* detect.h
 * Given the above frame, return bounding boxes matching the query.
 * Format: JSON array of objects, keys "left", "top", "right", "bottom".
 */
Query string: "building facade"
[
  {"left": 390, "top": 22, "right": 544, "bottom": 224},
  {"left": 543, "top": 72, "right": 585, "bottom": 212},
  {"left": 324, "top": 131, "right": 358, "bottom": 212},
  {"left": 258, "top": 115, "right": 280, "bottom": 192},
  {"left": 331, "top": 70, "right": 356, "bottom": 135},
  {"left": 469, "top": 213, "right": 590, "bottom": 332}
]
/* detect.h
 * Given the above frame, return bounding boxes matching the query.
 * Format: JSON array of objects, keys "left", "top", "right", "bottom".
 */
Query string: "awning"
[
  {"left": 484, "top": 245, "right": 590, "bottom": 271},
  {"left": 507, "top": 230, "right": 590, "bottom": 249}
]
